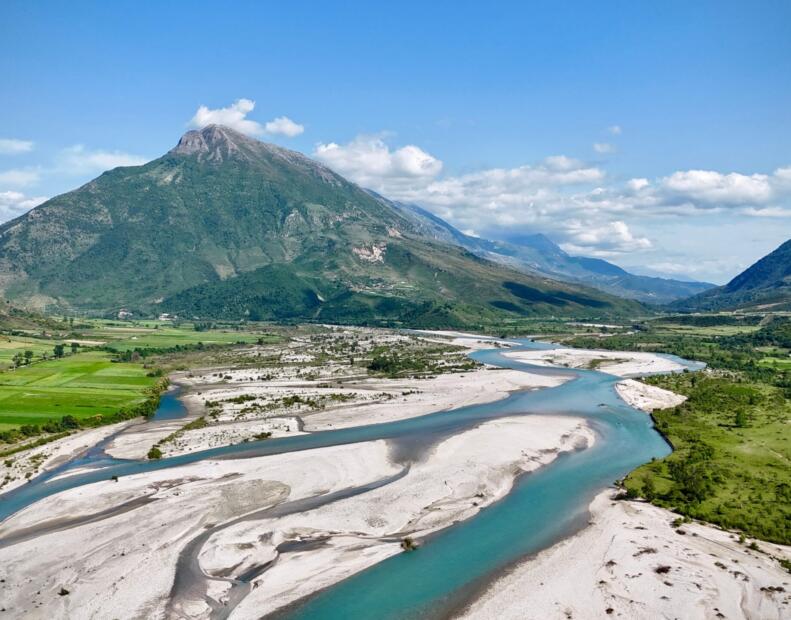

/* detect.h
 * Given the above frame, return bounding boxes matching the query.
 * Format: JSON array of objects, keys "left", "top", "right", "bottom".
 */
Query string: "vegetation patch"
[
  {"left": 0, "top": 351, "right": 165, "bottom": 441},
  {"left": 572, "top": 315, "right": 790, "bottom": 545}
]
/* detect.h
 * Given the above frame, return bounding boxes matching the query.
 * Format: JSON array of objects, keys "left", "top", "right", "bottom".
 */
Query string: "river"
[{"left": 0, "top": 338, "right": 702, "bottom": 618}]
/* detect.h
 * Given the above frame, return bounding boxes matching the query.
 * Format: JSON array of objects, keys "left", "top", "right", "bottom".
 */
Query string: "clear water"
[
  {"left": 0, "top": 340, "right": 698, "bottom": 618},
  {"left": 152, "top": 388, "right": 189, "bottom": 420},
  {"left": 281, "top": 346, "right": 678, "bottom": 619}
]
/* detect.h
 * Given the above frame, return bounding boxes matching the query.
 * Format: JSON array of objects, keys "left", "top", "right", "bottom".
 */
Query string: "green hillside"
[
  {"left": 0, "top": 125, "right": 639, "bottom": 326},
  {"left": 674, "top": 239, "right": 791, "bottom": 311}
]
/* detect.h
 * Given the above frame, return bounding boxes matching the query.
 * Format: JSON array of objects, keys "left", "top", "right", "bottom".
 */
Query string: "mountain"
[
  {"left": 370, "top": 196, "right": 714, "bottom": 304},
  {"left": 673, "top": 239, "right": 791, "bottom": 311},
  {"left": 0, "top": 125, "right": 639, "bottom": 327}
]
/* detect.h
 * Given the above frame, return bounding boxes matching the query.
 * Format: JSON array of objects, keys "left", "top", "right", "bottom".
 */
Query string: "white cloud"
[
  {"left": 661, "top": 170, "right": 773, "bottom": 205},
  {"left": 593, "top": 142, "right": 616, "bottom": 154},
  {"left": 0, "top": 138, "right": 34, "bottom": 154},
  {"left": 315, "top": 132, "right": 790, "bottom": 259},
  {"left": 265, "top": 116, "right": 304, "bottom": 137},
  {"left": 774, "top": 165, "right": 791, "bottom": 185},
  {"left": 314, "top": 135, "right": 443, "bottom": 192},
  {"left": 608, "top": 125, "right": 622, "bottom": 135},
  {"left": 412, "top": 158, "right": 603, "bottom": 209},
  {"left": 0, "top": 190, "right": 48, "bottom": 222},
  {"left": 57, "top": 145, "right": 148, "bottom": 175},
  {"left": 601, "top": 166, "right": 791, "bottom": 218},
  {"left": 0, "top": 168, "right": 40, "bottom": 186},
  {"left": 742, "top": 206, "right": 791, "bottom": 217},
  {"left": 190, "top": 99, "right": 305, "bottom": 138},
  {"left": 560, "top": 220, "right": 652, "bottom": 257},
  {"left": 190, "top": 98, "right": 265, "bottom": 136}
]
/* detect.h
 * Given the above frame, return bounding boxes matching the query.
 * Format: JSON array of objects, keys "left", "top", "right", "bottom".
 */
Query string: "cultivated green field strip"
[{"left": 0, "top": 351, "right": 156, "bottom": 429}]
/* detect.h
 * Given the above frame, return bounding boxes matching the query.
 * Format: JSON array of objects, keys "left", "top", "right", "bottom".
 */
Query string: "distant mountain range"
[
  {"left": 672, "top": 239, "right": 791, "bottom": 311},
  {"left": 0, "top": 125, "right": 640, "bottom": 327},
  {"left": 369, "top": 196, "right": 714, "bottom": 304}
]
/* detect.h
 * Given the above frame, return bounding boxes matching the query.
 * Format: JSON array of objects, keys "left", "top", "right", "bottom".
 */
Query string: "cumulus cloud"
[
  {"left": 661, "top": 170, "right": 773, "bottom": 205},
  {"left": 315, "top": 135, "right": 603, "bottom": 208},
  {"left": 0, "top": 168, "right": 40, "bottom": 186},
  {"left": 593, "top": 142, "right": 616, "bottom": 154},
  {"left": 314, "top": 135, "right": 443, "bottom": 192},
  {"left": 190, "top": 98, "right": 264, "bottom": 136},
  {"left": 190, "top": 99, "right": 305, "bottom": 138},
  {"left": 0, "top": 190, "right": 48, "bottom": 222},
  {"left": 608, "top": 125, "right": 622, "bottom": 135},
  {"left": 411, "top": 157, "right": 604, "bottom": 212},
  {"left": 0, "top": 138, "right": 34, "bottom": 154},
  {"left": 560, "top": 220, "right": 652, "bottom": 257},
  {"left": 314, "top": 131, "right": 790, "bottom": 258},
  {"left": 57, "top": 145, "right": 148, "bottom": 175},
  {"left": 264, "top": 116, "right": 304, "bottom": 137},
  {"left": 613, "top": 166, "right": 791, "bottom": 217}
]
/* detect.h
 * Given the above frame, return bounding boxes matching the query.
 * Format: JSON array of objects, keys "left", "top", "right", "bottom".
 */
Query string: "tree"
[
  {"left": 24, "top": 350, "right": 33, "bottom": 364},
  {"left": 53, "top": 344, "right": 65, "bottom": 358},
  {"left": 60, "top": 415, "right": 79, "bottom": 429},
  {"left": 70, "top": 342, "right": 79, "bottom": 354},
  {"left": 735, "top": 410, "right": 748, "bottom": 428},
  {"left": 643, "top": 476, "right": 657, "bottom": 501},
  {"left": 668, "top": 454, "right": 713, "bottom": 503}
]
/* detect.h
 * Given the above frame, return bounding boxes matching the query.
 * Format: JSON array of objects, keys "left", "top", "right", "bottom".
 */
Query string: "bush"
[{"left": 400, "top": 537, "right": 418, "bottom": 552}]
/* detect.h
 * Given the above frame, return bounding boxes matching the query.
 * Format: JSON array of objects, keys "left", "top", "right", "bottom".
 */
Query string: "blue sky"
[{"left": 1, "top": 1, "right": 789, "bottom": 283}]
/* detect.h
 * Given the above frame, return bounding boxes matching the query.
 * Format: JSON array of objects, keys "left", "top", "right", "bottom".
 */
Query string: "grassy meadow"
[
  {"left": 76, "top": 321, "right": 267, "bottom": 351},
  {"left": 625, "top": 372, "right": 790, "bottom": 544},
  {"left": 0, "top": 351, "right": 157, "bottom": 431},
  {"left": 0, "top": 318, "right": 284, "bottom": 439}
]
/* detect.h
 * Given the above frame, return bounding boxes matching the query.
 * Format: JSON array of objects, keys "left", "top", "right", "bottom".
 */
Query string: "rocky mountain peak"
[
  {"left": 168, "top": 125, "right": 339, "bottom": 184},
  {"left": 170, "top": 124, "right": 259, "bottom": 162}
]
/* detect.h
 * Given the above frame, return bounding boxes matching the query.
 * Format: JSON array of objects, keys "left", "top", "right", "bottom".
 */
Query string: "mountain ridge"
[
  {"left": 673, "top": 239, "right": 791, "bottom": 311},
  {"left": 0, "top": 125, "right": 639, "bottom": 326},
  {"left": 368, "top": 194, "right": 714, "bottom": 304}
]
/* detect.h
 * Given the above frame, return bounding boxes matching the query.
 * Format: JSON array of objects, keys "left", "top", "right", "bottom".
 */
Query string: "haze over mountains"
[
  {"left": 0, "top": 125, "right": 642, "bottom": 327},
  {"left": 371, "top": 196, "right": 714, "bottom": 304}
]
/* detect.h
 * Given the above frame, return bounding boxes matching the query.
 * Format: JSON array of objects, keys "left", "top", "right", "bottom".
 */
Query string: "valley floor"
[{"left": 0, "top": 329, "right": 787, "bottom": 619}]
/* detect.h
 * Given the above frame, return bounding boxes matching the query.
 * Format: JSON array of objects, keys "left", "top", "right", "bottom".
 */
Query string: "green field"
[
  {"left": 0, "top": 319, "right": 281, "bottom": 367},
  {"left": 0, "top": 319, "right": 285, "bottom": 439},
  {"left": 760, "top": 356, "right": 791, "bottom": 370},
  {"left": 0, "top": 351, "right": 157, "bottom": 431},
  {"left": 79, "top": 323, "right": 266, "bottom": 351},
  {"left": 0, "top": 336, "right": 64, "bottom": 370},
  {"left": 654, "top": 322, "right": 762, "bottom": 336}
]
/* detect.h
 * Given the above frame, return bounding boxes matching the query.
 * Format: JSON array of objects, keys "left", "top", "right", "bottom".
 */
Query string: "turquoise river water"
[{"left": 0, "top": 340, "right": 702, "bottom": 618}]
